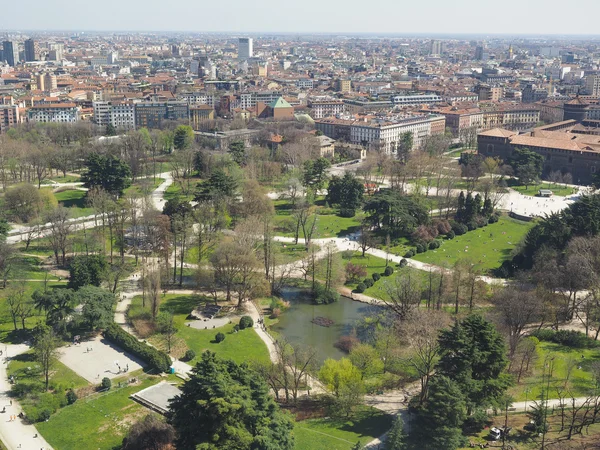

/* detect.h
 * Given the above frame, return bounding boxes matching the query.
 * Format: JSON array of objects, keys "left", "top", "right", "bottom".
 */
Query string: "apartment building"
[
  {"left": 307, "top": 100, "right": 345, "bottom": 119},
  {"left": 392, "top": 94, "right": 444, "bottom": 107},
  {"left": 28, "top": 103, "right": 80, "bottom": 123},
  {"left": 0, "top": 105, "right": 19, "bottom": 133},
  {"left": 315, "top": 114, "right": 445, "bottom": 154},
  {"left": 134, "top": 101, "right": 189, "bottom": 129}
]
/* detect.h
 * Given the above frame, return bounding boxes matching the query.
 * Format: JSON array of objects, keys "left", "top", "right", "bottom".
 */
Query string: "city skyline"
[{"left": 2, "top": 0, "right": 600, "bottom": 35}]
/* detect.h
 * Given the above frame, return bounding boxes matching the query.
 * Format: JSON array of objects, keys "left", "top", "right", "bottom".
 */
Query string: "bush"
[
  {"left": 451, "top": 222, "right": 468, "bottom": 236},
  {"left": 399, "top": 258, "right": 408, "bottom": 268},
  {"left": 475, "top": 216, "right": 488, "bottom": 228},
  {"left": 372, "top": 272, "right": 381, "bottom": 282},
  {"left": 435, "top": 219, "right": 452, "bottom": 235},
  {"left": 429, "top": 240, "right": 441, "bottom": 250},
  {"left": 488, "top": 213, "right": 499, "bottom": 224},
  {"left": 101, "top": 377, "right": 112, "bottom": 390},
  {"left": 404, "top": 249, "right": 415, "bottom": 258},
  {"left": 339, "top": 208, "right": 356, "bottom": 218},
  {"left": 463, "top": 409, "right": 491, "bottom": 433},
  {"left": 334, "top": 335, "right": 360, "bottom": 353},
  {"left": 103, "top": 324, "right": 172, "bottom": 373},
  {"left": 345, "top": 262, "right": 368, "bottom": 283},
  {"left": 446, "top": 230, "right": 455, "bottom": 240},
  {"left": 384, "top": 266, "right": 394, "bottom": 276},
  {"left": 215, "top": 332, "right": 225, "bottom": 343},
  {"left": 355, "top": 282, "right": 366, "bottom": 293},
  {"left": 363, "top": 278, "right": 374, "bottom": 288},
  {"left": 184, "top": 349, "right": 196, "bottom": 362},
  {"left": 313, "top": 282, "right": 339, "bottom": 304},
  {"left": 530, "top": 329, "right": 595, "bottom": 349},
  {"left": 66, "top": 389, "right": 78, "bottom": 405},
  {"left": 341, "top": 250, "right": 355, "bottom": 260},
  {"left": 416, "top": 243, "right": 426, "bottom": 254},
  {"left": 239, "top": 315, "right": 254, "bottom": 330},
  {"left": 467, "top": 221, "right": 478, "bottom": 231}
]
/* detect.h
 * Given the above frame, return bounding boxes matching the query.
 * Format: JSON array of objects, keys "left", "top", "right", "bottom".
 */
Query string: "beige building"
[{"left": 335, "top": 79, "right": 351, "bottom": 93}]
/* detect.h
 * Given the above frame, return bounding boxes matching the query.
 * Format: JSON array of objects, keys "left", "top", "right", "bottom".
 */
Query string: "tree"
[
  {"left": 78, "top": 286, "right": 115, "bottom": 330},
  {"left": 4, "top": 183, "right": 42, "bottom": 222},
  {"left": 326, "top": 173, "right": 364, "bottom": 216},
  {"left": 6, "top": 286, "right": 27, "bottom": 330},
  {"left": 228, "top": 140, "right": 246, "bottom": 166},
  {"left": 437, "top": 315, "right": 510, "bottom": 413},
  {"left": 32, "top": 288, "right": 76, "bottom": 332},
  {"left": 318, "top": 358, "right": 363, "bottom": 397},
  {"left": 385, "top": 416, "right": 407, "bottom": 450},
  {"left": 122, "top": 415, "right": 176, "bottom": 450},
  {"left": 357, "top": 220, "right": 374, "bottom": 257},
  {"left": 46, "top": 206, "right": 72, "bottom": 266},
  {"left": 68, "top": 255, "right": 108, "bottom": 290},
  {"left": 349, "top": 344, "right": 383, "bottom": 379},
  {"left": 302, "top": 157, "right": 331, "bottom": 199},
  {"left": 491, "top": 285, "right": 542, "bottom": 360},
  {"left": 363, "top": 190, "right": 429, "bottom": 237},
  {"left": 382, "top": 272, "right": 422, "bottom": 321},
  {"left": 168, "top": 351, "right": 294, "bottom": 450},
  {"left": 173, "top": 125, "right": 194, "bottom": 151},
  {"left": 0, "top": 242, "right": 15, "bottom": 288},
  {"left": 32, "top": 324, "right": 61, "bottom": 391},
  {"left": 81, "top": 153, "right": 132, "bottom": 197},
  {"left": 412, "top": 375, "right": 466, "bottom": 450},
  {"left": 105, "top": 123, "right": 117, "bottom": 136},
  {"left": 195, "top": 168, "right": 238, "bottom": 203},
  {"left": 156, "top": 312, "right": 178, "bottom": 354},
  {"left": 508, "top": 148, "right": 544, "bottom": 188},
  {"left": 397, "top": 131, "right": 413, "bottom": 163}
]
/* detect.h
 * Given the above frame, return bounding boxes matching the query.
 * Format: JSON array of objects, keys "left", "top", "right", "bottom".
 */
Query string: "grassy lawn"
[
  {"left": 273, "top": 199, "right": 362, "bottom": 240},
  {"left": 509, "top": 181, "right": 577, "bottom": 197},
  {"left": 129, "top": 294, "right": 270, "bottom": 365},
  {"left": 54, "top": 189, "right": 94, "bottom": 218},
  {"left": 294, "top": 407, "right": 393, "bottom": 450},
  {"left": 37, "top": 377, "right": 163, "bottom": 450},
  {"left": 509, "top": 341, "right": 600, "bottom": 402},
  {"left": 42, "top": 174, "right": 81, "bottom": 184},
  {"left": 411, "top": 216, "right": 534, "bottom": 273},
  {"left": 11, "top": 255, "right": 60, "bottom": 281},
  {"left": 124, "top": 177, "right": 165, "bottom": 196}
]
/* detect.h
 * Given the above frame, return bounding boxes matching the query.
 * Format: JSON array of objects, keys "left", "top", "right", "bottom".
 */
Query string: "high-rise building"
[
  {"left": 238, "top": 38, "right": 253, "bottom": 60},
  {"left": 48, "top": 43, "right": 64, "bottom": 61},
  {"left": 429, "top": 40, "right": 442, "bottom": 56},
  {"left": 2, "top": 41, "right": 19, "bottom": 66},
  {"left": 585, "top": 74, "right": 600, "bottom": 97},
  {"left": 107, "top": 51, "right": 119, "bottom": 64},
  {"left": 24, "top": 38, "right": 38, "bottom": 62},
  {"left": 475, "top": 44, "right": 489, "bottom": 61}
]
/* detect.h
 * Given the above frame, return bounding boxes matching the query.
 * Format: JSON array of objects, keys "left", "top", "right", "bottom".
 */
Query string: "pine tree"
[{"left": 385, "top": 416, "right": 407, "bottom": 450}]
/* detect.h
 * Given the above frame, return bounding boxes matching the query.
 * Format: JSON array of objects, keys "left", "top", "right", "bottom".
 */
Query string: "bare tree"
[
  {"left": 383, "top": 272, "right": 422, "bottom": 321},
  {"left": 46, "top": 206, "right": 72, "bottom": 266}
]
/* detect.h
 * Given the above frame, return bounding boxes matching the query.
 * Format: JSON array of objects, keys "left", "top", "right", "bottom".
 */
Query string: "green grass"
[
  {"left": 509, "top": 181, "right": 577, "bottom": 197},
  {"left": 124, "top": 177, "right": 165, "bottom": 196},
  {"left": 42, "top": 174, "right": 81, "bottom": 184},
  {"left": 509, "top": 341, "right": 600, "bottom": 402},
  {"left": 11, "top": 255, "right": 60, "bottom": 281},
  {"left": 54, "top": 189, "right": 94, "bottom": 218},
  {"left": 36, "top": 377, "right": 162, "bottom": 450},
  {"left": 129, "top": 294, "right": 270, "bottom": 365},
  {"left": 294, "top": 407, "right": 393, "bottom": 450},
  {"left": 411, "top": 216, "right": 534, "bottom": 273}
]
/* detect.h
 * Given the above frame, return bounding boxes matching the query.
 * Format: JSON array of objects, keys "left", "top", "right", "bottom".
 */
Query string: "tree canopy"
[
  {"left": 81, "top": 153, "right": 132, "bottom": 197},
  {"left": 168, "top": 351, "right": 294, "bottom": 450},
  {"left": 326, "top": 173, "right": 364, "bottom": 216},
  {"left": 363, "top": 190, "right": 429, "bottom": 237}
]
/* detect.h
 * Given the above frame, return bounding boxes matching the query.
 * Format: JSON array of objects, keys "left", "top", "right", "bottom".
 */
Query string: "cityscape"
[{"left": 2, "top": 13, "right": 600, "bottom": 450}]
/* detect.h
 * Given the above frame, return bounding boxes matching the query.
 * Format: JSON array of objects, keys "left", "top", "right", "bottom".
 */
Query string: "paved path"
[{"left": 0, "top": 344, "right": 52, "bottom": 450}]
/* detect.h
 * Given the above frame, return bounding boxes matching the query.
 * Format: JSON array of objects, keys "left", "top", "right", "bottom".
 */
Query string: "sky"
[{"left": 2, "top": 0, "right": 600, "bottom": 36}]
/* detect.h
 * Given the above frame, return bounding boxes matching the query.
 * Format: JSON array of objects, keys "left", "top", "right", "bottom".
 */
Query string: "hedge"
[
  {"left": 384, "top": 266, "right": 394, "bottom": 276},
  {"left": 355, "top": 283, "right": 366, "bottom": 293},
  {"left": 103, "top": 324, "right": 171, "bottom": 373},
  {"left": 363, "top": 278, "right": 374, "bottom": 288},
  {"left": 530, "top": 328, "right": 597, "bottom": 349}
]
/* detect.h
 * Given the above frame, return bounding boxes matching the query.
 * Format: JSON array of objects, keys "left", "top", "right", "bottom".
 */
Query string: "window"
[
  {"left": 486, "top": 144, "right": 494, "bottom": 154},
  {"left": 592, "top": 166, "right": 597, "bottom": 174},
  {"left": 569, "top": 156, "right": 573, "bottom": 164}
]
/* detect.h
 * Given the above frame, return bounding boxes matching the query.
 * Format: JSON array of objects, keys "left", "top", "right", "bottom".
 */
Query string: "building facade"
[
  {"left": 134, "top": 102, "right": 189, "bottom": 129},
  {"left": 28, "top": 103, "right": 80, "bottom": 123}
]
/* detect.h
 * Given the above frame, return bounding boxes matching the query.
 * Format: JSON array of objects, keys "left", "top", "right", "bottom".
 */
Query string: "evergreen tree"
[
  {"left": 385, "top": 416, "right": 407, "bottom": 450},
  {"left": 173, "top": 125, "right": 194, "bottom": 151},
  {"left": 168, "top": 351, "right": 294, "bottom": 450},
  {"left": 228, "top": 141, "right": 246, "bottom": 166},
  {"left": 81, "top": 153, "right": 132, "bottom": 197},
  {"left": 412, "top": 375, "right": 466, "bottom": 450},
  {"left": 456, "top": 191, "right": 466, "bottom": 222},
  {"left": 437, "top": 315, "right": 511, "bottom": 413}
]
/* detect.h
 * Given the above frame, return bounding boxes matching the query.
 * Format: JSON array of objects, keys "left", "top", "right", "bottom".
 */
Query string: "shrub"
[
  {"left": 384, "top": 266, "right": 394, "bottom": 276},
  {"left": 363, "top": 278, "right": 374, "bottom": 288},
  {"left": 446, "top": 230, "right": 455, "bottom": 240},
  {"left": 463, "top": 409, "right": 491, "bottom": 433},
  {"left": 271, "top": 307, "right": 281, "bottom": 318},
  {"left": 215, "top": 332, "right": 225, "bottom": 343},
  {"left": 372, "top": 272, "right": 381, "bottom": 282},
  {"left": 416, "top": 243, "right": 426, "bottom": 254},
  {"left": 103, "top": 324, "right": 171, "bottom": 373},
  {"left": 339, "top": 208, "right": 356, "bottom": 218},
  {"left": 239, "top": 315, "right": 254, "bottom": 330},
  {"left": 488, "top": 213, "right": 499, "bottom": 224},
  {"left": 334, "top": 335, "right": 360, "bottom": 353},
  {"left": 101, "top": 377, "right": 112, "bottom": 390},
  {"left": 345, "top": 262, "right": 368, "bottom": 283},
  {"left": 355, "top": 282, "right": 366, "bottom": 293},
  {"left": 399, "top": 258, "right": 408, "bottom": 268},
  {"left": 184, "top": 349, "right": 196, "bottom": 361},
  {"left": 467, "top": 221, "right": 478, "bottom": 231},
  {"left": 428, "top": 240, "right": 440, "bottom": 250},
  {"left": 411, "top": 224, "right": 438, "bottom": 243},
  {"left": 404, "top": 249, "right": 415, "bottom": 258},
  {"left": 66, "top": 389, "right": 78, "bottom": 405},
  {"left": 475, "top": 216, "right": 488, "bottom": 228},
  {"left": 451, "top": 222, "right": 468, "bottom": 236},
  {"left": 435, "top": 219, "right": 452, "bottom": 235},
  {"left": 341, "top": 250, "right": 355, "bottom": 260},
  {"left": 313, "top": 282, "right": 339, "bottom": 304},
  {"left": 530, "top": 329, "right": 596, "bottom": 349}
]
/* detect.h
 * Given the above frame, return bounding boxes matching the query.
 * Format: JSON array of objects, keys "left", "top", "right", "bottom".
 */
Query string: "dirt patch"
[
  {"left": 131, "top": 319, "right": 155, "bottom": 338},
  {"left": 281, "top": 398, "right": 328, "bottom": 421}
]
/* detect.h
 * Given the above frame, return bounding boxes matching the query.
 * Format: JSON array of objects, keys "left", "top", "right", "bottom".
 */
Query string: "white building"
[
  {"left": 178, "top": 91, "right": 216, "bottom": 107},
  {"left": 93, "top": 101, "right": 135, "bottom": 130},
  {"left": 238, "top": 38, "right": 253, "bottom": 60},
  {"left": 28, "top": 103, "right": 80, "bottom": 123},
  {"left": 308, "top": 100, "right": 345, "bottom": 119},
  {"left": 585, "top": 75, "right": 600, "bottom": 97},
  {"left": 392, "top": 94, "right": 444, "bottom": 107}
]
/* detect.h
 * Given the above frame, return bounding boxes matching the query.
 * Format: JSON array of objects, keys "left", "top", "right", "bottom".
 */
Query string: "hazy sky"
[{"left": 2, "top": 0, "right": 600, "bottom": 35}]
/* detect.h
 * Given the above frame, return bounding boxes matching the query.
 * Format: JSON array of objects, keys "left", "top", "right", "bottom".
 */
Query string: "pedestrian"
[{"left": 126, "top": 364, "right": 129, "bottom": 372}]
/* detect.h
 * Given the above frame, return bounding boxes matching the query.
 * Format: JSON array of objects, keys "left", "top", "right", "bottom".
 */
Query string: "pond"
[{"left": 271, "top": 288, "right": 381, "bottom": 363}]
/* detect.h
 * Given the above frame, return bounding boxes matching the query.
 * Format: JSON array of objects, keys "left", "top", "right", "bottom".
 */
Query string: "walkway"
[{"left": 0, "top": 345, "right": 52, "bottom": 450}]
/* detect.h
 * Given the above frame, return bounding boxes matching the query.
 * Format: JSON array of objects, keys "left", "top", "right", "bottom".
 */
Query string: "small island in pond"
[{"left": 311, "top": 316, "right": 335, "bottom": 327}]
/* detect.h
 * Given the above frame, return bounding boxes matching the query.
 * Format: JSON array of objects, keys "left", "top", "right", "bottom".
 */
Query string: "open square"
[
  {"left": 58, "top": 335, "right": 146, "bottom": 383},
  {"left": 131, "top": 381, "right": 181, "bottom": 414}
]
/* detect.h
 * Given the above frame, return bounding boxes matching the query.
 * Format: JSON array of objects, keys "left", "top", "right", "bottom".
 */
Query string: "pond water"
[{"left": 271, "top": 288, "right": 381, "bottom": 363}]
